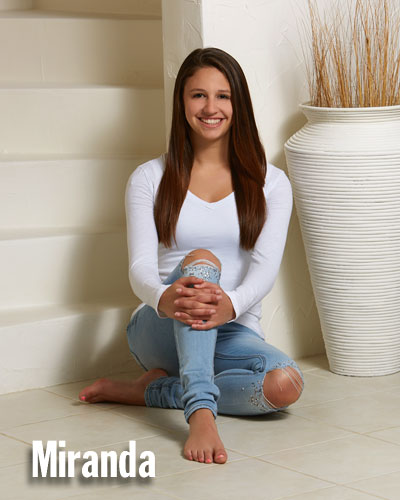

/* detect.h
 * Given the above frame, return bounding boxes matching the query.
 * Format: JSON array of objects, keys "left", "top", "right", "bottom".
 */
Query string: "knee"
[
  {"left": 263, "top": 366, "right": 303, "bottom": 409},
  {"left": 181, "top": 248, "right": 221, "bottom": 271}
]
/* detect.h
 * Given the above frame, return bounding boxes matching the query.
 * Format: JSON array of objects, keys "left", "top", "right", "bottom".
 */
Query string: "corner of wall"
[{"left": 161, "top": 0, "right": 204, "bottom": 143}]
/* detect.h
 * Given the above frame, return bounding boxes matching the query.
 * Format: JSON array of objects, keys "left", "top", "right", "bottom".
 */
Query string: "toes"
[
  {"left": 214, "top": 449, "right": 227, "bottom": 464},
  {"left": 204, "top": 451, "right": 213, "bottom": 464},
  {"left": 78, "top": 379, "right": 105, "bottom": 403},
  {"left": 79, "top": 388, "right": 90, "bottom": 402}
]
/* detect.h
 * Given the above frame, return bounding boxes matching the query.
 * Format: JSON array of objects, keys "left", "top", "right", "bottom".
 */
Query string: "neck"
[{"left": 191, "top": 134, "right": 230, "bottom": 169}]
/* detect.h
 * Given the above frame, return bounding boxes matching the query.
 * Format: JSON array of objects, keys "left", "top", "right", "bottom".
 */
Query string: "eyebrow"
[{"left": 189, "top": 88, "right": 231, "bottom": 93}]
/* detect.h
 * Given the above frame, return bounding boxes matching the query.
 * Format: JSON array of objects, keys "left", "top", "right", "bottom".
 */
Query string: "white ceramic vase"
[{"left": 284, "top": 104, "right": 400, "bottom": 376}]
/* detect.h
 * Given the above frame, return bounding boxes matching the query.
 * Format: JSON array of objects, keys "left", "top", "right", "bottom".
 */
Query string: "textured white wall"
[
  {"left": 162, "top": 0, "right": 325, "bottom": 359},
  {"left": 161, "top": 0, "right": 203, "bottom": 138}
]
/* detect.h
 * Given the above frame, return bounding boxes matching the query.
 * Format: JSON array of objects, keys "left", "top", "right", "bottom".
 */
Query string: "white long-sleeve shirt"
[{"left": 125, "top": 154, "right": 293, "bottom": 338}]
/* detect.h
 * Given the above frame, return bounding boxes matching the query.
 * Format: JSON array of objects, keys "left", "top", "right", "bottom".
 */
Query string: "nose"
[{"left": 203, "top": 97, "right": 218, "bottom": 115}]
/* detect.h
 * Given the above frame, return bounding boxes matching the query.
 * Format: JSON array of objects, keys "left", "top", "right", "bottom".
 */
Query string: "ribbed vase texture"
[{"left": 284, "top": 104, "right": 400, "bottom": 376}]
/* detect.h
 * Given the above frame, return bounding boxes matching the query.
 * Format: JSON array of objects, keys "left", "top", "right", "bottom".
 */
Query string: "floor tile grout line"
[
  {"left": 290, "top": 387, "right": 400, "bottom": 410},
  {"left": 41, "top": 390, "right": 128, "bottom": 412},
  {"left": 342, "top": 481, "right": 393, "bottom": 500},
  {"left": 0, "top": 461, "right": 30, "bottom": 471},
  {"left": 146, "top": 455, "right": 250, "bottom": 479},
  {"left": 252, "top": 455, "right": 338, "bottom": 487},
  {"left": 1, "top": 410, "right": 167, "bottom": 444},
  {"left": 274, "top": 485, "right": 341, "bottom": 500},
  {"left": 247, "top": 434, "right": 357, "bottom": 458},
  {"left": 153, "top": 455, "right": 251, "bottom": 478},
  {"left": 288, "top": 410, "right": 400, "bottom": 438},
  {"left": 363, "top": 433, "right": 400, "bottom": 448},
  {"left": 0, "top": 406, "right": 109, "bottom": 434},
  {"left": 276, "top": 484, "right": 385, "bottom": 500},
  {"left": 100, "top": 411, "right": 192, "bottom": 435},
  {"left": 41, "top": 388, "right": 114, "bottom": 410},
  {"left": 283, "top": 410, "right": 363, "bottom": 434},
  {"left": 288, "top": 407, "right": 400, "bottom": 435},
  {"left": 142, "top": 487, "right": 189, "bottom": 500},
  {"left": 256, "top": 450, "right": 400, "bottom": 490},
  {"left": 342, "top": 467, "right": 400, "bottom": 492},
  {"left": 1, "top": 427, "right": 164, "bottom": 449},
  {"left": 58, "top": 484, "right": 189, "bottom": 500},
  {"left": 0, "top": 431, "right": 33, "bottom": 447},
  {"left": 367, "top": 423, "right": 400, "bottom": 434},
  {"left": 103, "top": 410, "right": 233, "bottom": 435}
]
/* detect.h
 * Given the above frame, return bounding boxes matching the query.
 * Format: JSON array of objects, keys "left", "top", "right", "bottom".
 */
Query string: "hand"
[
  {"left": 174, "top": 281, "right": 235, "bottom": 330},
  {"left": 157, "top": 277, "right": 221, "bottom": 321}
]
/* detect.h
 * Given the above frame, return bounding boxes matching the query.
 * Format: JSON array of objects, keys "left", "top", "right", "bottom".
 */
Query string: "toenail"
[{"left": 80, "top": 396, "right": 86, "bottom": 401}]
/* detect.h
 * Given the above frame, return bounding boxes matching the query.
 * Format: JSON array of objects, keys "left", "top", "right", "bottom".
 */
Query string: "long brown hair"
[{"left": 154, "top": 47, "right": 267, "bottom": 250}]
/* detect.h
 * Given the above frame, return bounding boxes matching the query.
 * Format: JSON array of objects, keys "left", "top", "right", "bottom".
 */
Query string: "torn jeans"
[{"left": 126, "top": 258, "right": 304, "bottom": 423}]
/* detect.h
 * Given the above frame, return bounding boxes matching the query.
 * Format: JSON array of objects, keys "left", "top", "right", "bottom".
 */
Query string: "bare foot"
[
  {"left": 184, "top": 408, "right": 227, "bottom": 464},
  {"left": 78, "top": 368, "right": 168, "bottom": 405}
]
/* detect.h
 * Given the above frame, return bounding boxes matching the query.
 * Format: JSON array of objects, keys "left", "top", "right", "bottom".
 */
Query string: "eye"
[
  {"left": 218, "top": 94, "right": 231, "bottom": 100},
  {"left": 193, "top": 93, "right": 206, "bottom": 98}
]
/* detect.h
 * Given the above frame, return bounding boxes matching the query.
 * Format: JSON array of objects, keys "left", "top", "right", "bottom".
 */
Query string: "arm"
[
  {"left": 225, "top": 170, "right": 293, "bottom": 320},
  {"left": 125, "top": 165, "right": 169, "bottom": 316}
]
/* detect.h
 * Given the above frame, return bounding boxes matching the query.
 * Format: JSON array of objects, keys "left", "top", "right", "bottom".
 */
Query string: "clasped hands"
[{"left": 158, "top": 276, "right": 235, "bottom": 330}]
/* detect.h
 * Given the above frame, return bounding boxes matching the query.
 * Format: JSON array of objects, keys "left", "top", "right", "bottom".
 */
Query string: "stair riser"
[
  {"left": 0, "top": 18, "right": 163, "bottom": 86},
  {"left": 0, "top": 231, "right": 132, "bottom": 308},
  {"left": 0, "top": 0, "right": 32, "bottom": 10},
  {"left": 0, "top": 88, "right": 165, "bottom": 155},
  {"left": 0, "top": 305, "right": 136, "bottom": 394},
  {"left": 0, "top": 158, "right": 148, "bottom": 229}
]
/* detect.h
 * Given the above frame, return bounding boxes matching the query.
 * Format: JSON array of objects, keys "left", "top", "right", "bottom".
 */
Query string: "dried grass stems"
[{"left": 304, "top": 0, "right": 400, "bottom": 107}]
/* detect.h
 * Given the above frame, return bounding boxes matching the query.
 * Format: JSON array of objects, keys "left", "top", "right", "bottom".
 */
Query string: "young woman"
[{"left": 79, "top": 48, "right": 304, "bottom": 465}]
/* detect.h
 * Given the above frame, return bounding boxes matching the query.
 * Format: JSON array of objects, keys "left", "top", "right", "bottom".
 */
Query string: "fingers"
[
  {"left": 189, "top": 320, "right": 217, "bottom": 330},
  {"left": 175, "top": 299, "right": 214, "bottom": 310},
  {"left": 177, "top": 276, "right": 204, "bottom": 286},
  {"left": 193, "top": 282, "right": 220, "bottom": 291},
  {"left": 175, "top": 293, "right": 221, "bottom": 307},
  {"left": 175, "top": 307, "right": 216, "bottom": 320},
  {"left": 176, "top": 317, "right": 217, "bottom": 330},
  {"left": 176, "top": 286, "right": 222, "bottom": 298}
]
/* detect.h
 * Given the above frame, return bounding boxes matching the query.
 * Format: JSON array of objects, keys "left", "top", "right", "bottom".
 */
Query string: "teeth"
[{"left": 200, "top": 118, "right": 222, "bottom": 124}]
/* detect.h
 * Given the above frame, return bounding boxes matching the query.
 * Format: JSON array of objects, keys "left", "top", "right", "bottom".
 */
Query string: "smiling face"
[{"left": 183, "top": 66, "right": 233, "bottom": 146}]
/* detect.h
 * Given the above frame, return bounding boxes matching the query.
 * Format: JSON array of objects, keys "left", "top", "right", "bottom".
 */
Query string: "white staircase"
[{"left": 0, "top": 0, "right": 165, "bottom": 394}]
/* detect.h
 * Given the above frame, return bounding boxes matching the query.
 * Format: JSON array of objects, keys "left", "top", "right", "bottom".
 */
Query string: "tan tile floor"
[{"left": 1, "top": 354, "right": 400, "bottom": 500}]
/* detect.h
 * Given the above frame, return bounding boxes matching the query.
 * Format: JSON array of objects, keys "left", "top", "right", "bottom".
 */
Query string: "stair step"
[
  {"left": 0, "top": 300, "right": 140, "bottom": 394},
  {"left": 0, "top": 227, "right": 132, "bottom": 309},
  {"left": 33, "top": 0, "right": 161, "bottom": 18},
  {"left": 0, "top": 86, "right": 165, "bottom": 155},
  {"left": 0, "top": 14, "right": 163, "bottom": 86},
  {"left": 0, "top": 156, "right": 152, "bottom": 229}
]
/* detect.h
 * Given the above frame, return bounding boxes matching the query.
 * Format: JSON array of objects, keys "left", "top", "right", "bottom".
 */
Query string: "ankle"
[{"left": 188, "top": 408, "right": 216, "bottom": 425}]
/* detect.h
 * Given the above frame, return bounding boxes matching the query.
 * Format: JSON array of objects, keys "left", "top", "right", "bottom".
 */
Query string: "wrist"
[{"left": 156, "top": 289, "right": 169, "bottom": 318}]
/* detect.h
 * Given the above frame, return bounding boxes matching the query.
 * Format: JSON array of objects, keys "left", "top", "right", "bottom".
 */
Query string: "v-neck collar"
[{"left": 186, "top": 190, "right": 234, "bottom": 208}]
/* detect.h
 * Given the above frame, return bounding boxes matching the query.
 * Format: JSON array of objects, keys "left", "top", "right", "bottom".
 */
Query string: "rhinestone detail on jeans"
[{"left": 182, "top": 264, "right": 221, "bottom": 283}]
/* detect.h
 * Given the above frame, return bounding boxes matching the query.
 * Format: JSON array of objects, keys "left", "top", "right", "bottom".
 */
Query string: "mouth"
[{"left": 198, "top": 117, "right": 224, "bottom": 128}]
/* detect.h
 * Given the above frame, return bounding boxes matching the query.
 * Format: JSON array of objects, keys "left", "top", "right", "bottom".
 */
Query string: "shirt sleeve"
[
  {"left": 125, "top": 165, "right": 169, "bottom": 317},
  {"left": 225, "top": 170, "right": 293, "bottom": 320}
]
